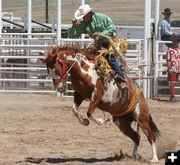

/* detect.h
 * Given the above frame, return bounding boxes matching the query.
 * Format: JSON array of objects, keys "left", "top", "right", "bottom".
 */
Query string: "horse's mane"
[
  {"left": 48, "top": 44, "right": 97, "bottom": 61},
  {"left": 48, "top": 44, "right": 80, "bottom": 55}
]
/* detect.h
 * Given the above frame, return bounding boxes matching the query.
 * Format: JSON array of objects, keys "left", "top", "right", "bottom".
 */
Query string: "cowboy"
[
  {"left": 68, "top": 4, "right": 127, "bottom": 89},
  {"left": 160, "top": 8, "right": 180, "bottom": 47}
]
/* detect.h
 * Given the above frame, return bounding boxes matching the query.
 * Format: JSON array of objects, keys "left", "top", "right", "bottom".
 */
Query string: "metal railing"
[
  {"left": 0, "top": 33, "right": 143, "bottom": 96},
  {"left": 0, "top": 33, "right": 55, "bottom": 92}
]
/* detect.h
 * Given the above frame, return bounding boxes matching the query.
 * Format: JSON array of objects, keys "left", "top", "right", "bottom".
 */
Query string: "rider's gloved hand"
[
  {"left": 112, "top": 37, "right": 119, "bottom": 43},
  {"left": 92, "top": 32, "right": 100, "bottom": 40}
]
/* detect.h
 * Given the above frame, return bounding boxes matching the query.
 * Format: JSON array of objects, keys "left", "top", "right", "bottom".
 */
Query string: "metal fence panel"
[{"left": 0, "top": 33, "right": 144, "bottom": 97}]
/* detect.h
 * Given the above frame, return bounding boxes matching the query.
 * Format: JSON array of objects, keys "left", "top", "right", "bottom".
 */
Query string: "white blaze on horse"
[{"left": 40, "top": 45, "right": 160, "bottom": 162}]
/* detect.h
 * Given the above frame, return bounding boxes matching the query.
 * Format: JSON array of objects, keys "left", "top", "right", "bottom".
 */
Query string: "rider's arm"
[{"left": 68, "top": 19, "right": 84, "bottom": 38}]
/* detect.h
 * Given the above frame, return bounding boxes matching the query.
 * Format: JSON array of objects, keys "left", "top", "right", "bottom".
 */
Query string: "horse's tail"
[{"left": 149, "top": 115, "right": 161, "bottom": 138}]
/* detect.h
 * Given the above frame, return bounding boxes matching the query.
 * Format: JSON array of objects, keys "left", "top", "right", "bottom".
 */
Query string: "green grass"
[{"left": 2, "top": 0, "right": 180, "bottom": 26}]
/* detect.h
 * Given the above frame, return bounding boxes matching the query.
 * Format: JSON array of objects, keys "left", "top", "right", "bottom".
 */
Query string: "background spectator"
[{"left": 160, "top": 8, "right": 180, "bottom": 47}]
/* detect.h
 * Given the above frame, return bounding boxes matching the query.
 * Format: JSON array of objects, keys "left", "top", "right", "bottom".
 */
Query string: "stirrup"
[{"left": 116, "top": 82, "right": 128, "bottom": 98}]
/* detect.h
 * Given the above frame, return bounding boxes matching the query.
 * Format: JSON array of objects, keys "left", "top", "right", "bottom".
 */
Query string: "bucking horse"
[{"left": 40, "top": 44, "right": 160, "bottom": 162}]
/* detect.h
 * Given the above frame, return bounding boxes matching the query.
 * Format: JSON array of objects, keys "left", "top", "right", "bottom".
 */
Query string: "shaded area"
[
  {"left": 152, "top": 97, "right": 180, "bottom": 103},
  {"left": 24, "top": 156, "right": 120, "bottom": 164},
  {"left": 22, "top": 150, "right": 148, "bottom": 164}
]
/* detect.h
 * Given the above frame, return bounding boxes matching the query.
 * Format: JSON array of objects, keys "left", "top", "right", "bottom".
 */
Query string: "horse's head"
[
  {"left": 40, "top": 46, "right": 79, "bottom": 93},
  {"left": 39, "top": 46, "right": 64, "bottom": 92},
  {"left": 40, "top": 45, "right": 98, "bottom": 94}
]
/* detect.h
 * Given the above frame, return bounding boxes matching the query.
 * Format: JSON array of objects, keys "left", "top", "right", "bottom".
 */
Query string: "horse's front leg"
[
  {"left": 71, "top": 91, "right": 89, "bottom": 126},
  {"left": 87, "top": 79, "right": 109, "bottom": 126}
]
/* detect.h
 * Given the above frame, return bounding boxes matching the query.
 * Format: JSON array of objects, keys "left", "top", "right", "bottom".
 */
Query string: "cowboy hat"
[
  {"left": 74, "top": 4, "right": 92, "bottom": 20},
  {"left": 161, "top": 8, "right": 173, "bottom": 14}
]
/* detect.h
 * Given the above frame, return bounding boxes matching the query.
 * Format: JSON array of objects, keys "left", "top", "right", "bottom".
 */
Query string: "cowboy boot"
[{"left": 114, "top": 75, "right": 128, "bottom": 97}]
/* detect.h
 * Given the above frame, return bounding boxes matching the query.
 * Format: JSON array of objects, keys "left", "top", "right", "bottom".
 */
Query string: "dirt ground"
[{"left": 0, "top": 93, "right": 179, "bottom": 165}]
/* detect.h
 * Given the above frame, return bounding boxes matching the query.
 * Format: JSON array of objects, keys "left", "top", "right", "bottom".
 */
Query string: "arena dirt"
[{"left": 0, "top": 93, "right": 179, "bottom": 165}]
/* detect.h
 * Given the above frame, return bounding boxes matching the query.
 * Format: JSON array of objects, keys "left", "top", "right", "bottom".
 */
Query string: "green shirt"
[{"left": 68, "top": 12, "right": 116, "bottom": 38}]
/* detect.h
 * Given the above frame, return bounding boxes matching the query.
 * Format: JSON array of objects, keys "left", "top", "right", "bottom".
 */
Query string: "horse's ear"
[{"left": 39, "top": 51, "right": 44, "bottom": 56}]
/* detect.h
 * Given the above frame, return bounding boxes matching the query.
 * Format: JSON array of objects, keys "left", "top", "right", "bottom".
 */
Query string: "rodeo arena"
[{"left": 0, "top": 0, "right": 180, "bottom": 165}]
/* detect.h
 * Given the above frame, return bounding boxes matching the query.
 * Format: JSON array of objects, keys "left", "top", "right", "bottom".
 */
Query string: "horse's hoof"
[
  {"left": 150, "top": 158, "right": 158, "bottom": 163},
  {"left": 82, "top": 118, "right": 89, "bottom": 126}
]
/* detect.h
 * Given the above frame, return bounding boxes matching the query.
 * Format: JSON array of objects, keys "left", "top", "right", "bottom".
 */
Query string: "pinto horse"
[{"left": 40, "top": 45, "right": 160, "bottom": 162}]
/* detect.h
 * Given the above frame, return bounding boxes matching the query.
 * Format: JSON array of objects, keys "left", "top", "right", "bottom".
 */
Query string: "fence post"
[
  {"left": 143, "top": 0, "right": 151, "bottom": 98},
  {"left": 0, "top": 0, "right": 2, "bottom": 83},
  {"left": 56, "top": 0, "right": 61, "bottom": 45},
  {"left": 154, "top": 40, "right": 159, "bottom": 97}
]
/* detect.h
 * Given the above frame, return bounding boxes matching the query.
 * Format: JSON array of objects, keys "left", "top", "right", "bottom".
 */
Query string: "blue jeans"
[{"left": 106, "top": 55, "right": 125, "bottom": 82}]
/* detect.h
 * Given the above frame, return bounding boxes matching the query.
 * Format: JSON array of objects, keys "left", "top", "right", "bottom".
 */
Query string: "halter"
[{"left": 56, "top": 57, "right": 77, "bottom": 81}]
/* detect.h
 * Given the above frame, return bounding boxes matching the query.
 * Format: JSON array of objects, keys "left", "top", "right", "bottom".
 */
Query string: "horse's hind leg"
[
  {"left": 137, "top": 104, "right": 159, "bottom": 162},
  {"left": 113, "top": 115, "right": 140, "bottom": 160},
  {"left": 138, "top": 117, "right": 158, "bottom": 162}
]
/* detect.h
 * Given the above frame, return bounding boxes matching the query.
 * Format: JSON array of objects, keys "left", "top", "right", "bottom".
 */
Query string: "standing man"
[
  {"left": 160, "top": 8, "right": 180, "bottom": 47},
  {"left": 68, "top": 4, "right": 127, "bottom": 89}
]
